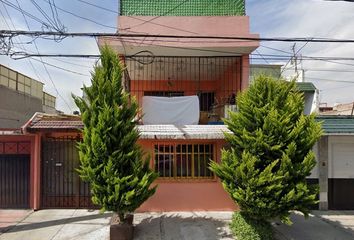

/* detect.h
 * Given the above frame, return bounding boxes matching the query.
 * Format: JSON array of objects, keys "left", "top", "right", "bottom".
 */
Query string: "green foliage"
[
  {"left": 73, "top": 46, "right": 158, "bottom": 222},
  {"left": 210, "top": 75, "right": 322, "bottom": 224},
  {"left": 230, "top": 212, "right": 273, "bottom": 240}
]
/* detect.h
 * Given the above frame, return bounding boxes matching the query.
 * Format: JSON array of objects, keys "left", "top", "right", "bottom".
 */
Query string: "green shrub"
[
  {"left": 73, "top": 46, "right": 158, "bottom": 222},
  {"left": 230, "top": 212, "right": 273, "bottom": 240},
  {"left": 211, "top": 76, "right": 322, "bottom": 224}
]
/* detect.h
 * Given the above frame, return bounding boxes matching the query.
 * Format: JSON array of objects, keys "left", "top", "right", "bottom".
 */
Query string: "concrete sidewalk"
[
  {"left": 0, "top": 210, "right": 233, "bottom": 240},
  {"left": 274, "top": 211, "right": 354, "bottom": 240},
  {"left": 1, "top": 209, "right": 354, "bottom": 240},
  {"left": 0, "top": 209, "right": 32, "bottom": 234},
  {"left": 0, "top": 209, "right": 111, "bottom": 240},
  {"left": 133, "top": 212, "right": 234, "bottom": 240}
]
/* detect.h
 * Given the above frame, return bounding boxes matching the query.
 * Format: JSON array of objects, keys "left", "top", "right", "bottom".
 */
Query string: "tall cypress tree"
[
  {"left": 73, "top": 46, "right": 157, "bottom": 222},
  {"left": 211, "top": 75, "right": 322, "bottom": 224}
]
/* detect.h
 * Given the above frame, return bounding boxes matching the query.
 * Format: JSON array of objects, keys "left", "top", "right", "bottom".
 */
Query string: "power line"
[
  {"left": 75, "top": 0, "right": 199, "bottom": 35},
  {"left": 0, "top": 1, "right": 45, "bottom": 83},
  {"left": 0, "top": 0, "right": 54, "bottom": 29},
  {"left": 30, "top": 0, "right": 66, "bottom": 33},
  {"left": 29, "top": 57, "right": 90, "bottom": 76},
  {"left": 40, "top": 0, "right": 117, "bottom": 30},
  {"left": 77, "top": 0, "right": 116, "bottom": 14},
  {"left": 31, "top": 0, "right": 57, "bottom": 29},
  {"left": 6, "top": 30, "right": 354, "bottom": 43},
  {"left": 15, "top": 0, "right": 72, "bottom": 112},
  {"left": 5, "top": 33, "right": 354, "bottom": 66},
  {"left": 7, "top": 51, "right": 354, "bottom": 77},
  {"left": 7, "top": 45, "right": 354, "bottom": 63},
  {"left": 4, "top": 31, "right": 354, "bottom": 74},
  {"left": 259, "top": 43, "right": 354, "bottom": 67}
]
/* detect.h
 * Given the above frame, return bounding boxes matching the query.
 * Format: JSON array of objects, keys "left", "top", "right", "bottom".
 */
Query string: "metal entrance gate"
[
  {"left": 0, "top": 154, "right": 30, "bottom": 208},
  {"left": 41, "top": 138, "right": 95, "bottom": 208}
]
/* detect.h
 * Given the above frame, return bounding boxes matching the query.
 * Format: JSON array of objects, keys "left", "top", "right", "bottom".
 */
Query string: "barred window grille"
[{"left": 154, "top": 143, "right": 214, "bottom": 179}]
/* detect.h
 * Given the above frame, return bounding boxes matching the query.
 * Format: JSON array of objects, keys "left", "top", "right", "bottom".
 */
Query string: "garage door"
[
  {"left": 329, "top": 138, "right": 354, "bottom": 210},
  {"left": 0, "top": 154, "right": 30, "bottom": 208}
]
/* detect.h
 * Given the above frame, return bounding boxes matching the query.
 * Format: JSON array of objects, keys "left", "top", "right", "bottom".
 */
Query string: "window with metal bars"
[{"left": 154, "top": 143, "right": 214, "bottom": 179}]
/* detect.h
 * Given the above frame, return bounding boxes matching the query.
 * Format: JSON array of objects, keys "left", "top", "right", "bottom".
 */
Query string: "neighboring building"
[
  {"left": 249, "top": 64, "right": 282, "bottom": 83},
  {"left": 314, "top": 116, "right": 354, "bottom": 210},
  {"left": 0, "top": 64, "right": 57, "bottom": 128},
  {"left": 319, "top": 103, "right": 334, "bottom": 114},
  {"left": 250, "top": 64, "right": 319, "bottom": 115},
  {"left": 297, "top": 82, "right": 319, "bottom": 115},
  {"left": 282, "top": 65, "right": 305, "bottom": 82},
  {"left": 320, "top": 102, "right": 354, "bottom": 115}
]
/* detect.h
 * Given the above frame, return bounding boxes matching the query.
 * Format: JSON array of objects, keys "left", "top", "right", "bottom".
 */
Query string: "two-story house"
[{"left": 96, "top": 0, "right": 259, "bottom": 211}]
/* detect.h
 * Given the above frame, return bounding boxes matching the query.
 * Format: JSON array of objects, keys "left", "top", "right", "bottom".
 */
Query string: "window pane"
[
  {"left": 0, "top": 75, "right": 8, "bottom": 86},
  {"left": 160, "top": 154, "right": 173, "bottom": 177},
  {"left": 177, "top": 152, "right": 191, "bottom": 177},
  {"left": 9, "top": 70, "right": 16, "bottom": 80},
  {"left": 18, "top": 83, "right": 24, "bottom": 92},
  {"left": 9, "top": 79, "right": 16, "bottom": 89}
]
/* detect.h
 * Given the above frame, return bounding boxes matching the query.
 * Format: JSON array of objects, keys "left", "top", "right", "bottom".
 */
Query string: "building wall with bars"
[
  {"left": 124, "top": 56, "right": 241, "bottom": 123},
  {"left": 137, "top": 139, "right": 237, "bottom": 211},
  {"left": 25, "top": 129, "right": 238, "bottom": 211},
  {"left": 120, "top": 0, "right": 245, "bottom": 16}
]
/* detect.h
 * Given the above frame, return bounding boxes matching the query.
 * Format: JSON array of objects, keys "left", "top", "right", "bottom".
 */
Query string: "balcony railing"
[{"left": 123, "top": 56, "right": 241, "bottom": 124}]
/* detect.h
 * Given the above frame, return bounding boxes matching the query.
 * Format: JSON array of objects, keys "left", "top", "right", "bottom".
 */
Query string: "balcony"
[{"left": 123, "top": 56, "right": 240, "bottom": 125}]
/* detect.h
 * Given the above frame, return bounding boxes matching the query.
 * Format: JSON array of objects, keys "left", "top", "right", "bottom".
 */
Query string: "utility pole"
[{"left": 291, "top": 43, "right": 299, "bottom": 78}]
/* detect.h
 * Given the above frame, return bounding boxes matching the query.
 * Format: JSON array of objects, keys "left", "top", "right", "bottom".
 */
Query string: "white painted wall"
[
  {"left": 308, "top": 143, "right": 319, "bottom": 178},
  {"left": 328, "top": 136, "right": 354, "bottom": 179},
  {"left": 303, "top": 90, "right": 319, "bottom": 115}
]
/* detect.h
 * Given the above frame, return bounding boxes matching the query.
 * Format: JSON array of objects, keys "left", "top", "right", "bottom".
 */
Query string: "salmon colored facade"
[
  {"left": 2, "top": 128, "right": 236, "bottom": 211},
  {"left": 138, "top": 139, "right": 237, "bottom": 211},
  {"left": 96, "top": 9, "right": 257, "bottom": 211},
  {"left": 0, "top": 134, "right": 40, "bottom": 209}
]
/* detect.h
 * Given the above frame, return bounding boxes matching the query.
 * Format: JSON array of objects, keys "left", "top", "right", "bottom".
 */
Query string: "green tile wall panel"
[{"left": 120, "top": 0, "right": 245, "bottom": 16}]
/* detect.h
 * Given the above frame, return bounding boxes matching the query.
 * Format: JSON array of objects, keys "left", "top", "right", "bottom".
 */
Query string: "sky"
[{"left": 1, "top": 0, "right": 354, "bottom": 113}]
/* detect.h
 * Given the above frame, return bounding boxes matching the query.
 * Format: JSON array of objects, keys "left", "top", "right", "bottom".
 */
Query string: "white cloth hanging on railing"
[{"left": 142, "top": 96, "right": 200, "bottom": 125}]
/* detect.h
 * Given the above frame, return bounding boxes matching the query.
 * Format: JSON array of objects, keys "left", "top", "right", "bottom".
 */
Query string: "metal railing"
[
  {"left": 154, "top": 143, "right": 214, "bottom": 179},
  {"left": 124, "top": 56, "right": 241, "bottom": 123}
]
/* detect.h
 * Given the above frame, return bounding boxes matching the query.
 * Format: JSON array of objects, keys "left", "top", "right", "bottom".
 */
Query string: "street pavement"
[
  {"left": 1, "top": 209, "right": 354, "bottom": 239},
  {"left": 274, "top": 211, "right": 354, "bottom": 240},
  {"left": 0, "top": 209, "right": 32, "bottom": 234}
]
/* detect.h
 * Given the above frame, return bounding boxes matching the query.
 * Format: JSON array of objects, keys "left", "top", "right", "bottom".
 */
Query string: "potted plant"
[{"left": 74, "top": 46, "right": 158, "bottom": 240}]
